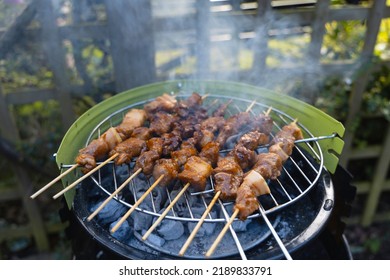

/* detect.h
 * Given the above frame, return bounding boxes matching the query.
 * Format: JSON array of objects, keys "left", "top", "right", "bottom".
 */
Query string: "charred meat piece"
[
  {"left": 229, "top": 144, "right": 257, "bottom": 170},
  {"left": 216, "top": 112, "right": 251, "bottom": 147},
  {"left": 252, "top": 153, "right": 283, "bottom": 180},
  {"left": 76, "top": 127, "right": 122, "bottom": 173},
  {"left": 213, "top": 156, "right": 244, "bottom": 178},
  {"left": 212, "top": 101, "right": 231, "bottom": 117},
  {"left": 131, "top": 127, "right": 152, "bottom": 140},
  {"left": 171, "top": 141, "right": 198, "bottom": 167},
  {"left": 272, "top": 122, "right": 303, "bottom": 144},
  {"left": 116, "top": 109, "right": 147, "bottom": 140},
  {"left": 177, "top": 156, "right": 213, "bottom": 192},
  {"left": 237, "top": 131, "right": 269, "bottom": 150},
  {"left": 214, "top": 172, "right": 242, "bottom": 201},
  {"left": 146, "top": 137, "right": 164, "bottom": 156},
  {"left": 175, "top": 93, "right": 204, "bottom": 118},
  {"left": 144, "top": 93, "right": 177, "bottom": 116},
  {"left": 149, "top": 112, "right": 178, "bottom": 136},
  {"left": 109, "top": 138, "right": 146, "bottom": 165},
  {"left": 199, "top": 141, "right": 220, "bottom": 167},
  {"left": 194, "top": 129, "right": 215, "bottom": 148},
  {"left": 234, "top": 184, "right": 260, "bottom": 221},
  {"left": 252, "top": 114, "right": 274, "bottom": 135},
  {"left": 200, "top": 116, "right": 226, "bottom": 134},
  {"left": 152, "top": 158, "right": 179, "bottom": 187},
  {"left": 234, "top": 170, "right": 270, "bottom": 220},
  {"left": 135, "top": 150, "right": 160, "bottom": 175},
  {"left": 283, "top": 122, "right": 304, "bottom": 140},
  {"left": 161, "top": 133, "right": 181, "bottom": 157}
]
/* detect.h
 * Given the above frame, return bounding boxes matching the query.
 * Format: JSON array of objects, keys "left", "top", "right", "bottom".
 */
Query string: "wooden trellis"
[{"left": 0, "top": 0, "right": 389, "bottom": 254}]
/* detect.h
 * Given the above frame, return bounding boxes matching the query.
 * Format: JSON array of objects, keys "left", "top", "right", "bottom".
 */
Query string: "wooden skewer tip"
[
  {"left": 30, "top": 164, "right": 79, "bottom": 199},
  {"left": 205, "top": 208, "right": 240, "bottom": 258},
  {"left": 178, "top": 191, "right": 221, "bottom": 256},
  {"left": 52, "top": 153, "right": 119, "bottom": 200},
  {"left": 110, "top": 173, "right": 164, "bottom": 233}
]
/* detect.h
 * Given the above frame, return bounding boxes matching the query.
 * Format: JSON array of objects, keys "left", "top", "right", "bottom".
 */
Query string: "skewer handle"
[
  {"left": 142, "top": 183, "right": 190, "bottom": 241},
  {"left": 178, "top": 191, "right": 221, "bottom": 256},
  {"left": 87, "top": 168, "right": 142, "bottom": 222},
  {"left": 53, "top": 153, "right": 118, "bottom": 199},
  {"left": 30, "top": 164, "right": 79, "bottom": 199},
  {"left": 110, "top": 174, "right": 164, "bottom": 233},
  {"left": 205, "top": 208, "right": 239, "bottom": 258}
]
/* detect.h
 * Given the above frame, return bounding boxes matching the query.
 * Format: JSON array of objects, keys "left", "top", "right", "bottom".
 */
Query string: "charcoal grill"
[{"left": 56, "top": 80, "right": 351, "bottom": 260}]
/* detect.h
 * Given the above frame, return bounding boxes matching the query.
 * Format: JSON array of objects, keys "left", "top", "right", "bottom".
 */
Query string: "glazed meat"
[
  {"left": 161, "top": 133, "right": 181, "bottom": 157},
  {"left": 199, "top": 141, "right": 220, "bottom": 167},
  {"left": 171, "top": 140, "right": 198, "bottom": 167},
  {"left": 234, "top": 170, "right": 270, "bottom": 220},
  {"left": 216, "top": 112, "right": 251, "bottom": 147},
  {"left": 144, "top": 93, "right": 177, "bottom": 116},
  {"left": 149, "top": 112, "right": 178, "bottom": 136},
  {"left": 213, "top": 172, "right": 242, "bottom": 201},
  {"left": 234, "top": 183, "right": 260, "bottom": 221},
  {"left": 194, "top": 129, "right": 215, "bottom": 148},
  {"left": 109, "top": 138, "right": 146, "bottom": 165},
  {"left": 152, "top": 158, "right": 179, "bottom": 187},
  {"left": 177, "top": 156, "right": 213, "bottom": 192},
  {"left": 213, "top": 156, "right": 244, "bottom": 178},
  {"left": 252, "top": 153, "right": 283, "bottom": 180},
  {"left": 116, "top": 109, "right": 147, "bottom": 140},
  {"left": 200, "top": 116, "right": 225, "bottom": 134},
  {"left": 252, "top": 114, "right": 274, "bottom": 135},
  {"left": 134, "top": 150, "right": 160, "bottom": 175},
  {"left": 268, "top": 141, "right": 290, "bottom": 162},
  {"left": 237, "top": 131, "right": 269, "bottom": 150},
  {"left": 75, "top": 127, "right": 122, "bottom": 173},
  {"left": 229, "top": 144, "right": 256, "bottom": 170},
  {"left": 175, "top": 93, "right": 204, "bottom": 118},
  {"left": 131, "top": 127, "right": 152, "bottom": 140},
  {"left": 146, "top": 137, "right": 164, "bottom": 156}
]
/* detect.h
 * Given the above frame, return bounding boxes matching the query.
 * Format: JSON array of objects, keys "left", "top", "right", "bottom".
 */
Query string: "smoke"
[{"left": 151, "top": 0, "right": 328, "bottom": 102}]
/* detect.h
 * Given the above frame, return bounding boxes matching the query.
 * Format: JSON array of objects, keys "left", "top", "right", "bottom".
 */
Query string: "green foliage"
[{"left": 322, "top": 20, "right": 366, "bottom": 61}]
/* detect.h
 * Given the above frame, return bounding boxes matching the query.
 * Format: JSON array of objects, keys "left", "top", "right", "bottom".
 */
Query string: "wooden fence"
[{"left": 0, "top": 0, "right": 389, "bottom": 254}]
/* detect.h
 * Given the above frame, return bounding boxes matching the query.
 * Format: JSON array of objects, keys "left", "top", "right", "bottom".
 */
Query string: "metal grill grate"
[{"left": 65, "top": 94, "right": 326, "bottom": 223}]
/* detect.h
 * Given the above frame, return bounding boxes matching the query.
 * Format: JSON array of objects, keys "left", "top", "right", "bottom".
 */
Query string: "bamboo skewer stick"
[
  {"left": 142, "top": 182, "right": 191, "bottom": 241},
  {"left": 205, "top": 105, "right": 275, "bottom": 257},
  {"left": 178, "top": 190, "right": 221, "bottom": 256},
  {"left": 52, "top": 153, "right": 119, "bottom": 199},
  {"left": 205, "top": 208, "right": 240, "bottom": 258},
  {"left": 87, "top": 168, "right": 143, "bottom": 222},
  {"left": 110, "top": 174, "right": 165, "bottom": 233},
  {"left": 245, "top": 99, "right": 257, "bottom": 112},
  {"left": 30, "top": 164, "right": 79, "bottom": 199}
]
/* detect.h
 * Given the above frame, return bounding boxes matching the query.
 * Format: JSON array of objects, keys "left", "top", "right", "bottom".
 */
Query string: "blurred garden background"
[{"left": 0, "top": 0, "right": 389, "bottom": 259}]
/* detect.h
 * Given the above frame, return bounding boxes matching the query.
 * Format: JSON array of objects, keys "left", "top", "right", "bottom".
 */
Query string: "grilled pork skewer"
[
  {"left": 93, "top": 94, "right": 210, "bottom": 223},
  {"left": 179, "top": 109, "right": 273, "bottom": 256},
  {"left": 30, "top": 108, "right": 147, "bottom": 199},
  {"left": 206, "top": 120, "right": 303, "bottom": 258},
  {"left": 50, "top": 93, "right": 205, "bottom": 200}
]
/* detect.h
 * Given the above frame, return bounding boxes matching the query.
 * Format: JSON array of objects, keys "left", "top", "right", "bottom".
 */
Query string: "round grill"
[{"left": 55, "top": 80, "right": 345, "bottom": 259}]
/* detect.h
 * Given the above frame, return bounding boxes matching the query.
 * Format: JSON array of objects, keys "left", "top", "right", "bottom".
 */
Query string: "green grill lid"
[{"left": 56, "top": 80, "right": 345, "bottom": 207}]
